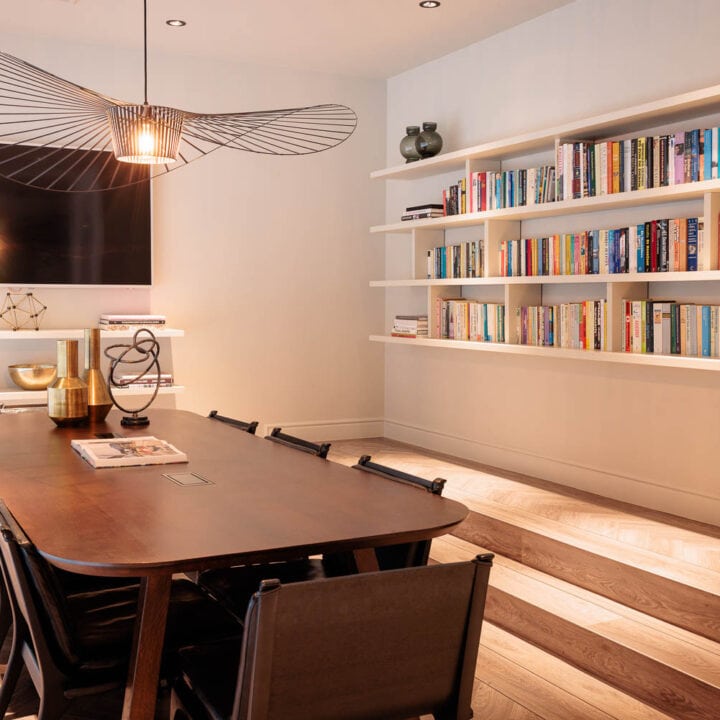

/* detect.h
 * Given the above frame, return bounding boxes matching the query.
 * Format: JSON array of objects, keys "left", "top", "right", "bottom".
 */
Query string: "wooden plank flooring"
[
  {"left": 476, "top": 625, "right": 675, "bottom": 720},
  {"left": 2, "top": 436, "right": 718, "bottom": 719},
  {"left": 329, "top": 437, "right": 720, "bottom": 720}
]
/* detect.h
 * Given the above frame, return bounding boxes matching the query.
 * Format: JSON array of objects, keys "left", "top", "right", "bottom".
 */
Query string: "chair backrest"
[
  {"left": 0, "top": 499, "right": 79, "bottom": 676},
  {"left": 232, "top": 555, "right": 493, "bottom": 720},
  {"left": 264, "top": 427, "right": 330, "bottom": 459},
  {"left": 208, "top": 410, "right": 259, "bottom": 435},
  {"left": 353, "top": 454, "right": 447, "bottom": 569},
  {"left": 354, "top": 454, "right": 446, "bottom": 495}
]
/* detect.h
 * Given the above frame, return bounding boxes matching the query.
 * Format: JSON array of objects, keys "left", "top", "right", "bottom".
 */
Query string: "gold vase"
[
  {"left": 82, "top": 328, "right": 112, "bottom": 423},
  {"left": 47, "top": 340, "right": 88, "bottom": 427}
]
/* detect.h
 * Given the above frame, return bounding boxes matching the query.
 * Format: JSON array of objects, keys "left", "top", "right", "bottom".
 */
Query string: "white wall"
[
  {"left": 383, "top": 0, "right": 720, "bottom": 524},
  {"left": 0, "top": 32, "right": 386, "bottom": 438}
]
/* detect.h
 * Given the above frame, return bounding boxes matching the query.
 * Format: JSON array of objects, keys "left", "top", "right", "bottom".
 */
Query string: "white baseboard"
[
  {"left": 384, "top": 419, "right": 720, "bottom": 526},
  {"left": 261, "top": 418, "right": 384, "bottom": 442}
]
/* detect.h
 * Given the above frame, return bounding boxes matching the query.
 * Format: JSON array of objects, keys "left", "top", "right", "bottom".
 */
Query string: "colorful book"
[{"left": 687, "top": 217, "right": 698, "bottom": 271}]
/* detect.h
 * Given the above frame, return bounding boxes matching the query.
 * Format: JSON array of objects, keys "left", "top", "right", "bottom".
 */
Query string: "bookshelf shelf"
[
  {"left": 371, "top": 179, "right": 720, "bottom": 234},
  {"left": 371, "top": 82, "right": 720, "bottom": 364},
  {"left": 369, "top": 335, "right": 720, "bottom": 371},
  {"left": 372, "top": 270, "right": 720, "bottom": 288}
]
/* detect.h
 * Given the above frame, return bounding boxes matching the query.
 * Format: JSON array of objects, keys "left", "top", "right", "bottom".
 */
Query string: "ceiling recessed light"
[
  {"left": 419, "top": 1, "right": 441, "bottom": 7},
  {"left": 166, "top": 19, "right": 186, "bottom": 27}
]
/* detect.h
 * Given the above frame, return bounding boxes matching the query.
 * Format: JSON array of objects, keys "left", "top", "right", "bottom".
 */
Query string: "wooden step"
[
  {"left": 329, "top": 437, "right": 720, "bottom": 719},
  {"left": 432, "top": 535, "right": 720, "bottom": 720},
  {"left": 422, "top": 625, "right": 674, "bottom": 720},
  {"left": 446, "top": 489, "right": 720, "bottom": 642},
  {"left": 474, "top": 625, "right": 675, "bottom": 720}
]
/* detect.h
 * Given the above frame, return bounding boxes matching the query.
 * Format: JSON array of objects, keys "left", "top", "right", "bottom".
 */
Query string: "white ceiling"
[{"left": 1, "top": 0, "right": 573, "bottom": 79}]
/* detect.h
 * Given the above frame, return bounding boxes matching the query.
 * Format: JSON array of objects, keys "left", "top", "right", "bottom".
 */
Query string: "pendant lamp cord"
[{"left": 143, "top": 0, "right": 148, "bottom": 104}]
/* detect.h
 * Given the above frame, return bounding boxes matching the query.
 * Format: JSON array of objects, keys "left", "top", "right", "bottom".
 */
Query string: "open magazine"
[{"left": 71, "top": 436, "right": 188, "bottom": 469}]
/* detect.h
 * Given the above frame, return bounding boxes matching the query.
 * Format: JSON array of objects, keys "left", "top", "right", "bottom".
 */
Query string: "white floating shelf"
[
  {"left": 371, "top": 270, "right": 720, "bottom": 288},
  {"left": 371, "top": 180, "right": 720, "bottom": 234},
  {"left": 370, "top": 335, "right": 720, "bottom": 371}
]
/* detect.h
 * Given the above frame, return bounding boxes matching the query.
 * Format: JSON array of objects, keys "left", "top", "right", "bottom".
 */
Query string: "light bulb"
[{"left": 137, "top": 124, "right": 156, "bottom": 158}]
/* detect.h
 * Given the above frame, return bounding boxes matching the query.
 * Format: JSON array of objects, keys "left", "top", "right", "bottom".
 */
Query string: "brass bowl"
[{"left": 8, "top": 363, "right": 57, "bottom": 391}]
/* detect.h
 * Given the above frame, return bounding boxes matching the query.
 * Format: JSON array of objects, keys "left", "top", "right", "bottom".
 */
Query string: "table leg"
[
  {"left": 353, "top": 547, "right": 379, "bottom": 573},
  {"left": 122, "top": 574, "right": 172, "bottom": 720}
]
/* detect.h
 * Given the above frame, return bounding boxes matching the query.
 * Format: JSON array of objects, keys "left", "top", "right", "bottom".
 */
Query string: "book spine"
[
  {"left": 649, "top": 220, "right": 658, "bottom": 273},
  {"left": 637, "top": 137, "right": 647, "bottom": 190},
  {"left": 645, "top": 300, "right": 654, "bottom": 353},
  {"left": 691, "top": 129, "right": 700, "bottom": 182},
  {"left": 611, "top": 141, "right": 621, "bottom": 193},
  {"left": 705, "top": 129, "right": 713, "bottom": 181},
  {"left": 702, "top": 305, "right": 711, "bottom": 357},
  {"left": 697, "top": 216, "right": 706, "bottom": 271},
  {"left": 659, "top": 135, "right": 669, "bottom": 186},
  {"left": 674, "top": 132, "right": 685, "bottom": 184},
  {"left": 687, "top": 217, "right": 698, "bottom": 271},
  {"left": 658, "top": 219, "right": 669, "bottom": 272}
]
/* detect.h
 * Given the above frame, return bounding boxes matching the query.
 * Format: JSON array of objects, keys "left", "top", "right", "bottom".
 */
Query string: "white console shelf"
[
  {"left": 0, "top": 328, "right": 184, "bottom": 340},
  {"left": 0, "top": 327, "right": 185, "bottom": 403},
  {"left": 0, "top": 385, "right": 185, "bottom": 404}
]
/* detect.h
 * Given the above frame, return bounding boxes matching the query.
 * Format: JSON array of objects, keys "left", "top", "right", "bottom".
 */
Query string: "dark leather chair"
[
  {"left": 0, "top": 499, "right": 241, "bottom": 720},
  {"left": 195, "top": 428, "right": 331, "bottom": 620},
  {"left": 172, "top": 554, "right": 494, "bottom": 720},
  {"left": 353, "top": 454, "right": 447, "bottom": 570},
  {"left": 264, "top": 427, "right": 330, "bottom": 458},
  {"left": 208, "top": 410, "right": 259, "bottom": 435},
  {"left": 197, "top": 456, "right": 447, "bottom": 620}
]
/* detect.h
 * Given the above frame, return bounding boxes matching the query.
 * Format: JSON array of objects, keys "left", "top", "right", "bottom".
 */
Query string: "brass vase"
[
  {"left": 82, "top": 328, "right": 112, "bottom": 423},
  {"left": 47, "top": 340, "right": 88, "bottom": 427}
]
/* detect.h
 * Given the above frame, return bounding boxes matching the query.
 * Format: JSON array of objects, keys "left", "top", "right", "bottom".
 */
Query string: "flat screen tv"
[{"left": 0, "top": 145, "right": 151, "bottom": 286}]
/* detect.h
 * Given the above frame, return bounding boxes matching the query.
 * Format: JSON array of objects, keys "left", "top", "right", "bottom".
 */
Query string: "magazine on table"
[{"left": 71, "top": 436, "right": 188, "bottom": 469}]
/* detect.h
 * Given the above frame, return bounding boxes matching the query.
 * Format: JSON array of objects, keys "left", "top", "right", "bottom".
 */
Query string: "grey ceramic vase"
[
  {"left": 417, "top": 122, "right": 443, "bottom": 158},
  {"left": 399, "top": 125, "right": 421, "bottom": 163}
]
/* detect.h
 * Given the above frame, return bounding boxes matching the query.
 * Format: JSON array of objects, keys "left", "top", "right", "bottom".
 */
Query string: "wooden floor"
[
  {"left": 331, "top": 438, "right": 720, "bottom": 720},
  {"left": 3, "top": 436, "right": 719, "bottom": 719}
]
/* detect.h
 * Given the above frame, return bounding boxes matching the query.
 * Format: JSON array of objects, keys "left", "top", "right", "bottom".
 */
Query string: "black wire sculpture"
[
  {"left": 0, "top": 2, "right": 357, "bottom": 192},
  {"left": 104, "top": 328, "right": 162, "bottom": 427}
]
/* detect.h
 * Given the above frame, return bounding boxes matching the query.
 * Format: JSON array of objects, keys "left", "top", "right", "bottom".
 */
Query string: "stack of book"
[
  {"left": 391, "top": 315, "right": 428, "bottom": 338},
  {"left": 112, "top": 373, "right": 174, "bottom": 389},
  {"left": 401, "top": 203, "right": 444, "bottom": 221},
  {"left": 99, "top": 314, "right": 167, "bottom": 331}
]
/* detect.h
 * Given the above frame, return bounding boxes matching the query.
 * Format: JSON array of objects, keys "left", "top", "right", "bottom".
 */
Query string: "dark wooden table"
[{"left": 0, "top": 408, "right": 468, "bottom": 720}]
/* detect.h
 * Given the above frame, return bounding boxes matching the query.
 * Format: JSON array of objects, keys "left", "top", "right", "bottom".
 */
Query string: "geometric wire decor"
[
  {"left": 0, "top": 291, "right": 47, "bottom": 331},
  {"left": 0, "top": 1, "right": 357, "bottom": 192}
]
